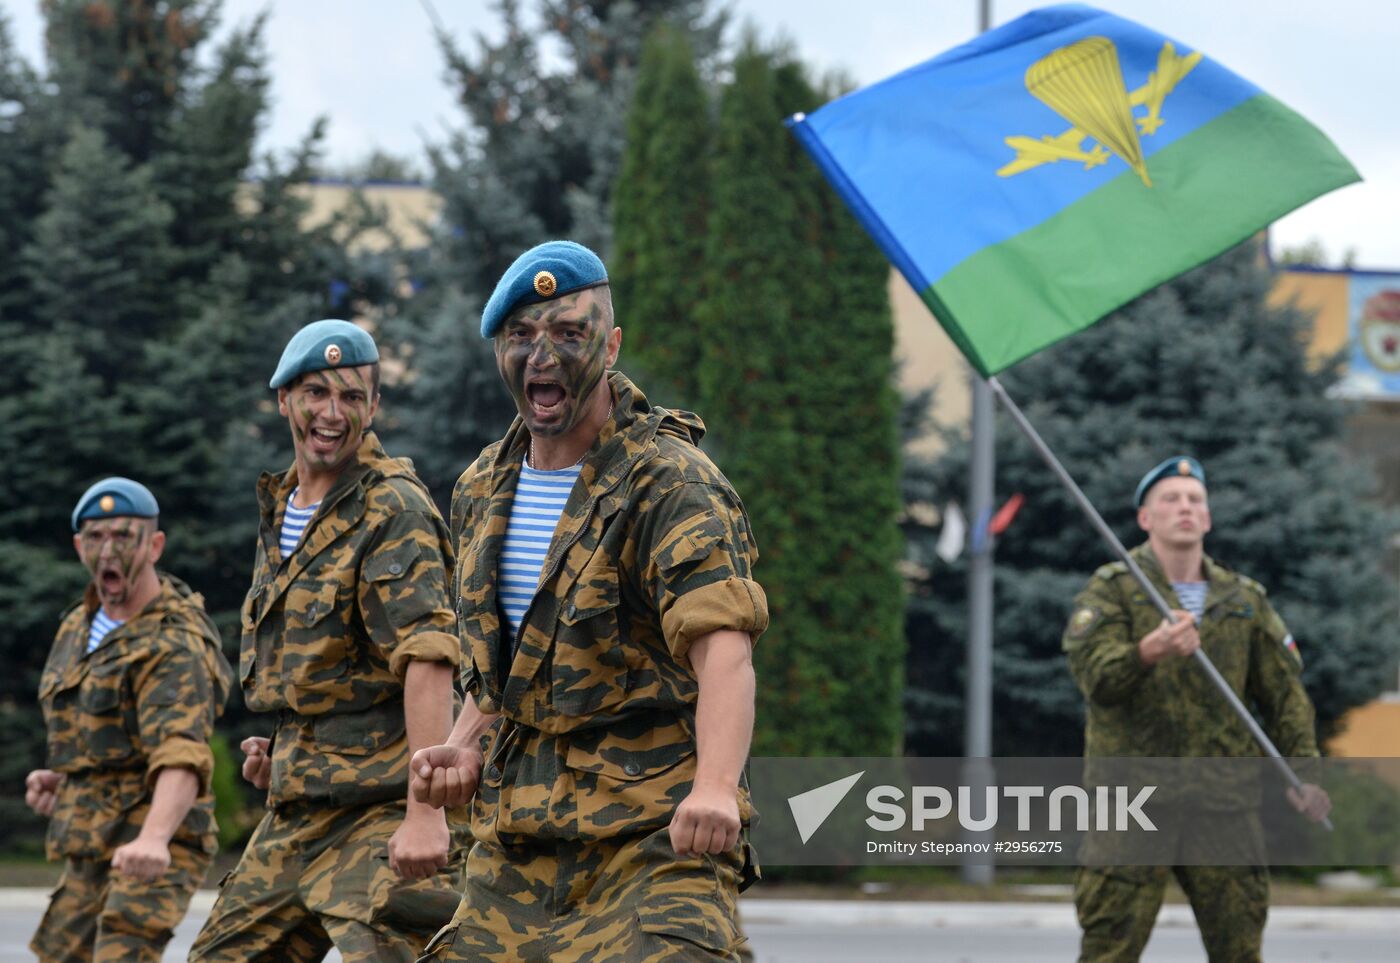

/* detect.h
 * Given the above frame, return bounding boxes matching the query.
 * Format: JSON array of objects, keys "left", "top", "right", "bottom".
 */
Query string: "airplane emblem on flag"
[{"left": 998, "top": 38, "right": 1202, "bottom": 186}]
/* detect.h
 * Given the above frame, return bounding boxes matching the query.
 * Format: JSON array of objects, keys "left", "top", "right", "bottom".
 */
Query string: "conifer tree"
[
  {"left": 386, "top": 0, "right": 726, "bottom": 507},
  {"left": 697, "top": 42, "right": 805, "bottom": 748},
  {"left": 619, "top": 39, "right": 906, "bottom": 757},
  {"left": 610, "top": 24, "right": 711, "bottom": 409},
  {"left": 903, "top": 242, "right": 1400, "bottom": 757},
  {"left": 0, "top": 1, "right": 364, "bottom": 850},
  {"left": 25, "top": 126, "right": 177, "bottom": 382}
]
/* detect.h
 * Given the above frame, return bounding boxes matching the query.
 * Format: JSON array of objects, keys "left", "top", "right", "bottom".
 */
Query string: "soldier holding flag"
[{"left": 1063, "top": 456, "right": 1331, "bottom": 962}]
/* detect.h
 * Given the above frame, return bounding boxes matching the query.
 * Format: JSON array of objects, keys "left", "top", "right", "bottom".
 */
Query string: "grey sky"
[{"left": 3, "top": 0, "right": 1395, "bottom": 266}]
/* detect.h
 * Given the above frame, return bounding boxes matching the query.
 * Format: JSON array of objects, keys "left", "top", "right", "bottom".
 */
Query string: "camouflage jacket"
[
  {"left": 1064, "top": 543, "right": 1319, "bottom": 764},
  {"left": 451, "top": 372, "right": 769, "bottom": 842},
  {"left": 242, "top": 431, "right": 459, "bottom": 808},
  {"left": 38, "top": 574, "right": 232, "bottom": 860}
]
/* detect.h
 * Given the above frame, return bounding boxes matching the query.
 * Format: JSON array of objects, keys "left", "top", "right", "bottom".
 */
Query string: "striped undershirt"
[
  {"left": 88, "top": 609, "right": 123, "bottom": 654},
  {"left": 280, "top": 488, "right": 320, "bottom": 559},
  {"left": 1172, "top": 581, "right": 1208, "bottom": 622},
  {"left": 500, "top": 461, "right": 582, "bottom": 641}
]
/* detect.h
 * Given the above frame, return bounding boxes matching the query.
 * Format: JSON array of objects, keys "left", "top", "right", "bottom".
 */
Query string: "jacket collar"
[
  {"left": 77, "top": 572, "right": 210, "bottom": 657},
  {"left": 470, "top": 371, "right": 706, "bottom": 712},
  {"left": 1132, "top": 542, "right": 1240, "bottom": 618},
  {"left": 249, "top": 432, "right": 410, "bottom": 624}
]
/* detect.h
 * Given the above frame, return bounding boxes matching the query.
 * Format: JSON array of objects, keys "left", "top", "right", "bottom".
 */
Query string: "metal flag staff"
[
  {"left": 987, "top": 375, "right": 1334, "bottom": 831},
  {"left": 787, "top": 2, "right": 1356, "bottom": 834}
]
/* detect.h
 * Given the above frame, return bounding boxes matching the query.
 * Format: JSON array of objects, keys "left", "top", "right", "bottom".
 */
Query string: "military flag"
[
  {"left": 787, "top": 3, "right": 1359, "bottom": 376},
  {"left": 788, "top": 4, "right": 1353, "bottom": 821}
]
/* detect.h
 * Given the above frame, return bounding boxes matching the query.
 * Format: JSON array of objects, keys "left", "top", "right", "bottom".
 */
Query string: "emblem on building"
[{"left": 1360, "top": 290, "right": 1400, "bottom": 373}]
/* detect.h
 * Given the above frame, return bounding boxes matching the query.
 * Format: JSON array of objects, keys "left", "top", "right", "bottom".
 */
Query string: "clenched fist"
[
  {"left": 112, "top": 836, "right": 171, "bottom": 883},
  {"left": 241, "top": 736, "right": 271, "bottom": 790},
  {"left": 669, "top": 783, "right": 741, "bottom": 858},
  {"left": 24, "top": 770, "right": 64, "bottom": 817},
  {"left": 410, "top": 744, "right": 484, "bottom": 810}
]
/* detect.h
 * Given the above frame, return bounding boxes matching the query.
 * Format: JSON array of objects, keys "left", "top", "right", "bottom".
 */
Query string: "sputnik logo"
[{"left": 787, "top": 771, "right": 864, "bottom": 844}]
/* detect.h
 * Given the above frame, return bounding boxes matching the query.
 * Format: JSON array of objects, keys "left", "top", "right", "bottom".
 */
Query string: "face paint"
[
  {"left": 495, "top": 291, "right": 612, "bottom": 437},
  {"left": 279, "top": 365, "right": 379, "bottom": 474},
  {"left": 77, "top": 517, "right": 152, "bottom": 607}
]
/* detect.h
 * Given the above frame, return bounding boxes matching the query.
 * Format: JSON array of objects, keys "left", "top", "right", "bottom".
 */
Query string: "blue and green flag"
[{"left": 788, "top": 4, "right": 1359, "bottom": 377}]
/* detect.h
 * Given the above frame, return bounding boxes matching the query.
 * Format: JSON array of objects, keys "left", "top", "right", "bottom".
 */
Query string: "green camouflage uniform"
[
  {"left": 33, "top": 574, "right": 232, "bottom": 963},
  {"left": 191, "top": 432, "right": 467, "bottom": 963},
  {"left": 1063, "top": 543, "right": 1319, "bottom": 963},
  {"left": 421, "top": 372, "right": 769, "bottom": 962}
]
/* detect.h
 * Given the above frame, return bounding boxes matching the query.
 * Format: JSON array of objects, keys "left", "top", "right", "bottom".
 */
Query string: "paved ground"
[{"left": 2, "top": 892, "right": 1398, "bottom": 961}]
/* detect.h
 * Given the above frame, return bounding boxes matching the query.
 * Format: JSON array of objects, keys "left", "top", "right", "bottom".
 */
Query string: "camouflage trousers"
[
  {"left": 419, "top": 825, "right": 750, "bottom": 961},
  {"left": 1074, "top": 807, "right": 1269, "bottom": 962},
  {"left": 1075, "top": 864, "right": 1268, "bottom": 962},
  {"left": 30, "top": 840, "right": 210, "bottom": 963},
  {"left": 190, "top": 798, "right": 467, "bottom": 963}
]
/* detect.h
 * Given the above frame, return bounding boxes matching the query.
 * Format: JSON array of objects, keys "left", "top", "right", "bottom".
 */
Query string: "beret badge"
[
  {"left": 99, "top": 496, "right": 115, "bottom": 512},
  {"left": 1177, "top": 459, "right": 1192, "bottom": 476},
  {"left": 533, "top": 270, "right": 557, "bottom": 298},
  {"left": 325, "top": 344, "right": 342, "bottom": 365}
]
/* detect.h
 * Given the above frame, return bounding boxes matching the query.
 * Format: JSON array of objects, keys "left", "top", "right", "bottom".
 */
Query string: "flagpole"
[
  {"left": 961, "top": 0, "right": 998, "bottom": 885},
  {"left": 985, "top": 375, "right": 1333, "bottom": 831}
]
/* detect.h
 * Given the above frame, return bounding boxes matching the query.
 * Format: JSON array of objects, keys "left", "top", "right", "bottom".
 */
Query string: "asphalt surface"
[{"left": 2, "top": 893, "right": 1398, "bottom": 961}]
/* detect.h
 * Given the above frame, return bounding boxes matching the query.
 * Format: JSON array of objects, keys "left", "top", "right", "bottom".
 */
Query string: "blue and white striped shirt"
[
  {"left": 1172, "top": 581, "right": 1208, "bottom": 622},
  {"left": 280, "top": 488, "right": 320, "bottom": 560},
  {"left": 88, "top": 609, "right": 124, "bottom": 654},
  {"left": 500, "top": 462, "right": 581, "bottom": 640}
]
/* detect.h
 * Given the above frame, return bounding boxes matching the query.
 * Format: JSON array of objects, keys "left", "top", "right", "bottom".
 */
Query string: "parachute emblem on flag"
[{"left": 998, "top": 38, "right": 1203, "bottom": 185}]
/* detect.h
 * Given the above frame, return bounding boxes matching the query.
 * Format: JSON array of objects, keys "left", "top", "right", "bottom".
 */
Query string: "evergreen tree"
[
  {"left": 25, "top": 126, "right": 177, "bottom": 383},
  {"left": 610, "top": 24, "right": 711, "bottom": 409},
  {"left": 0, "top": 15, "right": 61, "bottom": 314},
  {"left": 0, "top": 1, "right": 367, "bottom": 850},
  {"left": 785, "top": 66, "right": 906, "bottom": 757},
  {"left": 618, "top": 39, "right": 905, "bottom": 757},
  {"left": 41, "top": 0, "right": 214, "bottom": 164},
  {"left": 697, "top": 43, "right": 804, "bottom": 753},
  {"left": 387, "top": 0, "right": 726, "bottom": 509},
  {"left": 903, "top": 242, "right": 1400, "bottom": 757}
]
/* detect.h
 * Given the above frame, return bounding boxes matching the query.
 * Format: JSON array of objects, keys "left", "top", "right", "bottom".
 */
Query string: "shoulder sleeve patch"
[
  {"left": 1093, "top": 561, "right": 1128, "bottom": 581},
  {"left": 1068, "top": 606, "right": 1103, "bottom": 639}
]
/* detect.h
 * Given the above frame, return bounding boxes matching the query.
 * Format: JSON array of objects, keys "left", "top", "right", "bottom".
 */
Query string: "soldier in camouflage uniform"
[
  {"left": 1063, "top": 456, "right": 1332, "bottom": 963},
  {"left": 28, "top": 477, "right": 233, "bottom": 963},
  {"left": 410, "top": 241, "right": 768, "bottom": 961},
  {"left": 190, "top": 320, "right": 467, "bottom": 962}
]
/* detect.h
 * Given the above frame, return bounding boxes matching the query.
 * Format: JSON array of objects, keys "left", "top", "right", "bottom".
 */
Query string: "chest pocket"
[
  {"left": 283, "top": 580, "right": 351, "bottom": 707},
  {"left": 1201, "top": 603, "right": 1254, "bottom": 685},
  {"left": 366, "top": 540, "right": 436, "bottom": 627},
  {"left": 552, "top": 557, "right": 628, "bottom": 717},
  {"left": 79, "top": 660, "right": 138, "bottom": 766},
  {"left": 39, "top": 672, "right": 82, "bottom": 770}
]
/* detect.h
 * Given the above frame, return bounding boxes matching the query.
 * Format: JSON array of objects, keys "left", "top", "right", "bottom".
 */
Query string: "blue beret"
[
  {"left": 72, "top": 477, "right": 159, "bottom": 531},
  {"left": 480, "top": 240, "right": 609, "bottom": 338},
  {"left": 269, "top": 319, "right": 379, "bottom": 389},
  {"left": 1135, "top": 456, "right": 1206, "bottom": 507}
]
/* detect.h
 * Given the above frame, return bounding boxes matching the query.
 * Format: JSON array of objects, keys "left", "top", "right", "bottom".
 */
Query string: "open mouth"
[
  {"left": 308, "top": 426, "right": 345, "bottom": 452},
  {"left": 99, "top": 567, "right": 124, "bottom": 595},
  {"left": 526, "top": 381, "right": 567, "bottom": 417}
]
